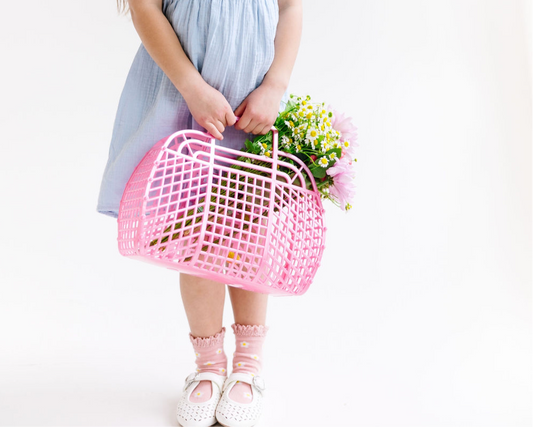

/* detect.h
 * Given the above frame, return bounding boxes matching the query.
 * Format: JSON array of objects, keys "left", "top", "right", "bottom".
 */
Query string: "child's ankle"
[
  {"left": 188, "top": 326, "right": 228, "bottom": 403},
  {"left": 229, "top": 323, "right": 269, "bottom": 403}
]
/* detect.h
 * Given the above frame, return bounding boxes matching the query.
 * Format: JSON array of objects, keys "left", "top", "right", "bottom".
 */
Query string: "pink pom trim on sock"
[
  {"left": 189, "top": 326, "right": 226, "bottom": 347},
  {"left": 231, "top": 323, "right": 269, "bottom": 337}
]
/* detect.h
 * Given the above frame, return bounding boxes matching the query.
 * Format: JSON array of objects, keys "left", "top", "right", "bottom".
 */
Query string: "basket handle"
[
  {"left": 232, "top": 116, "right": 280, "bottom": 159},
  {"left": 219, "top": 116, "right": 316, "bottom": 193}
]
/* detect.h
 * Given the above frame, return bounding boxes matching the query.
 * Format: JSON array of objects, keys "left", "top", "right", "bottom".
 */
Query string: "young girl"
[{"left": 96, "top": 0, "right": 302, "bottom": 425}]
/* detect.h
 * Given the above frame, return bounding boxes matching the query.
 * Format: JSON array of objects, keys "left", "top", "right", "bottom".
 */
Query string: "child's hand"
[
  {"left": 184, "top": 81, "right": 236, "bottom": 140},
  {"left": 234, "top": 84, "right": 284, "bottom": 135}
]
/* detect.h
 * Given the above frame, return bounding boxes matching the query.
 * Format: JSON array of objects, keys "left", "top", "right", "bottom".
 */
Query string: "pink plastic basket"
[{"left": 117, "top": 123, "right": 326, "bottom": 296}]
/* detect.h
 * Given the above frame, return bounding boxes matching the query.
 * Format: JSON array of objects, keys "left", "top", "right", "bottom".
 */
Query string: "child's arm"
[
  {"left": 127, "top": 0, "right": 236, "bottom": 140},
  {"left": 234, "top": 0, "right": 303, "bottom": 135}
]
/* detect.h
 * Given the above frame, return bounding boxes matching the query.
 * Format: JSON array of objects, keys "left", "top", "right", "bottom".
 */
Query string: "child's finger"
[
  {"left": 236, "top": 115, "right": 252, "bottom": 132},
  {"left": 259, "top": 124, "right": 271, "bottom": 135},
  {"left": 234, "top": 100, "right": 247, "bottom": 119},
  {"left": 225, "top": 111, "right": 237, "bottom": 127},
  {"left": 205, "top": 122, "right": 224, "bottom": 140},
  {"left": 251, "top": 122, "right": 264, "bottom": 135},
  {"left": 214, "top": 119, "right": 226, "bottom": 135}
]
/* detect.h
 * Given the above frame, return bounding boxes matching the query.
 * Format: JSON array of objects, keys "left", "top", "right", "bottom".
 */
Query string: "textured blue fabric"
[{"left": 97, "top": 0, "right": 289, "bottom": 218}]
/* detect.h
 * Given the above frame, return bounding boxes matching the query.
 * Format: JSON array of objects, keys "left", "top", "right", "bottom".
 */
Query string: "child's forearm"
[
  {"left": 262, "top": 0, "right": 303, "bottom": 95},
  {"left": 128, "top": 2, "right": 204, "bottom": 101}
]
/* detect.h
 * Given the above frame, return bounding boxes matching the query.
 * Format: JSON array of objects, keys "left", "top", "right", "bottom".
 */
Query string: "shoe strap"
[
  {"left": 184, "top": 371, "right": 226, "bottom": 393},
  {"left": 224, "top": 373, "right": 266, "bottom": 396}
]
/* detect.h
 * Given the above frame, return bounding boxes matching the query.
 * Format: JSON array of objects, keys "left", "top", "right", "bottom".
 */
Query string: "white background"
[{"left": 0, "top": 0, "right": 531, "bottom": 426}]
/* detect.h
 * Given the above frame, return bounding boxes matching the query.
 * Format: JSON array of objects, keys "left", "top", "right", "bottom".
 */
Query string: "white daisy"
[
  {"left": 240, "top": 341, "right": 249, "bottom": 348},
  {"left": 235, "top": 361, "right": 246, "bottom": 368},
  {"left": 318, "top": 157, "right": 329, "bottom": 168},
  {"left": 204, "top": 361, "right": 215, "bottom": 366},
  {"left": 243, "top": 392, "right": 253, "bottom": 399},
  {"left": 216, "top": 348, "right": 223, "bottom": 354},
  {"left": 284, "top": 120, "right": 295, "bottom": 129},
  {"left": 219, "top": 368, "right": 226, "bottom": 374},
  {"left": 307, "top": 127, "right": 319, "bottom": 143},
  {"left": 194, "top": 391, "right": 203, "bottom": 398},
  {"left": 195, "top": 352, "right": 201, "bottom": 358},
  {"left": 249, "top": 354, "right": 260, "bottom": 361}
]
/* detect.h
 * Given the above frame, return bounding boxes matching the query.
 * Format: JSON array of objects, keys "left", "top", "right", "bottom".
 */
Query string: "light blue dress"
[{"left": 97, "top": 0, "right": 289, "bottom": 218}]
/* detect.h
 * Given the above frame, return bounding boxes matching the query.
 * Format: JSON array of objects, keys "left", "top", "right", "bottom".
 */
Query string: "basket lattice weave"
[{"left": 117, "top": 125, "right": 326, "bottom": 296}]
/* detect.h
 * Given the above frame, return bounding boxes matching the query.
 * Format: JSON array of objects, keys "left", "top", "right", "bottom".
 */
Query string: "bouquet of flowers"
[
  {"left": 238, "top": 94, "right": 358, "bottom": 211},
  {"left": 149, "top": 93, "right": 358, "bottom": 251}
]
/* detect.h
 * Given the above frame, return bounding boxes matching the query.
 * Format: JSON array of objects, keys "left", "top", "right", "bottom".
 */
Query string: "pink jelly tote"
[{"left": 117, "top": 119, "right": 326, "bottom": 296}]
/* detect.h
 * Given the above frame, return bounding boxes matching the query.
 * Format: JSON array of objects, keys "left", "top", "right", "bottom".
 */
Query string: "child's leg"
[
  {"left": 227, "top": 286, "right": 268, "bottom": 326},
  {"left": 180, "top": 273, "right": 227, "bottom": 402},
  {"left": 227, "top": 286, "right": 269, "bottom": 403},
  {"left": 180, "top": 273, "right": 226, "bottom": 336}
]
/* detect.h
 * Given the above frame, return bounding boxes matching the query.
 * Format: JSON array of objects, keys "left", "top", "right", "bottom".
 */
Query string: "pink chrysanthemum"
[
  {"left": 340, "top": 139, "right": 357, "bottom": 162},
  {"left": 326, "top": 157, "right": 357, "bottom": 211},
  {"left": 328, "top": 106, "right": 359, "bottom": 149}
]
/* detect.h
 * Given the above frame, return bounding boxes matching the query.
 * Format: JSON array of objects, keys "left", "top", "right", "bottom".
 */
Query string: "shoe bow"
[
  {"left": 252, "top": 375, "right": 266, "bottom": 392},
  {"left": 183, "top": 371, "right": 200, "bottom": 392}
]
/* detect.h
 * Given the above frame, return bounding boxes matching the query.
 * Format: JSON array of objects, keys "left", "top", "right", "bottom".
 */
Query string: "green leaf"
[
  {"left": 295, "top": 153, "right": 307, "bottom": 162},
  {"left": 244, "top": 139, "right": 254, "bottom": 152},
  {"left": 265, "top": 131, "right": 273, "bottom": 143},
  {"left": 310, "top": 165, "right": 327, "bottom": 179}
]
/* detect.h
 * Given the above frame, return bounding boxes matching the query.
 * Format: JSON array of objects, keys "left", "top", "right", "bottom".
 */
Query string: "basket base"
[{"left": 125, "top": 254, "right": 298, "bottom": 296}]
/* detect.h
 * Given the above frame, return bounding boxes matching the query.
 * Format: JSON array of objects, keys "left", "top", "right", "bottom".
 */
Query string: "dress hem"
[{"left": 96, "top": 207, "right": 119, "bottom": 219}]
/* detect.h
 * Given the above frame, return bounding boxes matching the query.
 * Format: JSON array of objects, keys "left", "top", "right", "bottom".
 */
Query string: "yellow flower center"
[{"left": 228, "top": 251, "right": 240, "bottom": 260}]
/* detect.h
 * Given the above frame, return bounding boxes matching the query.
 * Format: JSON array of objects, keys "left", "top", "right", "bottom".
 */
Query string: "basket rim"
[{"left": 159, "top": 129, "right": 321, "bottom": 197}]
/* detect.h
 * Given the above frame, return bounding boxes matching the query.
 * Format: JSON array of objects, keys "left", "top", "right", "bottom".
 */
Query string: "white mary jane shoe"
[
  {"left": 176, "top": 371, "right": 227, "bottom": 427},
  {"left": 215, "top": 372, "right": 266, "bottom": 427}
]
